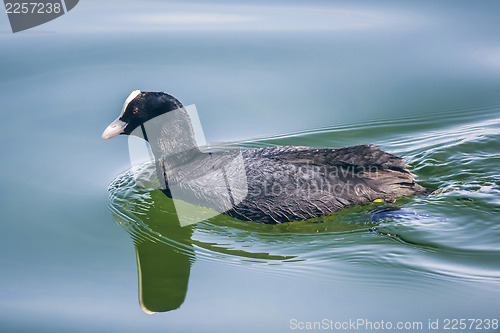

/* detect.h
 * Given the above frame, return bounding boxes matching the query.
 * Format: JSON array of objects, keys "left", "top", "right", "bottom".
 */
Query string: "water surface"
[{"left": 1, "top": 1, "right": 500, "bottom": 332}]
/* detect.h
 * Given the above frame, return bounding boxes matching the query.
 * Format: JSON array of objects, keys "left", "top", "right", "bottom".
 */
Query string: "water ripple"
[{"left": 108, "top": 105, "right": 500, "bottom": 289}]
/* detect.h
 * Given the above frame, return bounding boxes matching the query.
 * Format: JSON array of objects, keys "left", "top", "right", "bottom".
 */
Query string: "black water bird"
[{"left": 102, "top": 91, "right": 431, "bottom": 224}]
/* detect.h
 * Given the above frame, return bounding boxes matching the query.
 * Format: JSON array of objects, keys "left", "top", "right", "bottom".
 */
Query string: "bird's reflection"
[
  {"left": 108, "top": 167, "right": 407, "bottom": 314},
  {"left": 112, "top": 199, "right": 296, "bottom": 313},
  {"left": 108, "top": 176, "right": 197, "bottom": 313},
  {"left": 133, "top": 220, "right": 193, "bottom": 313}
]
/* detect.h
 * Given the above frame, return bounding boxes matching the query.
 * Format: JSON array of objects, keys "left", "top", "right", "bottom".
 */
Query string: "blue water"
[{"left": 1, "top": 1, "right": 500, "bottom": 332}]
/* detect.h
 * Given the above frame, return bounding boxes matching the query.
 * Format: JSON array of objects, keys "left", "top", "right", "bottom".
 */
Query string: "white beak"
[{"left": 101, "top": 117, "right": 127, "bottom": 140}]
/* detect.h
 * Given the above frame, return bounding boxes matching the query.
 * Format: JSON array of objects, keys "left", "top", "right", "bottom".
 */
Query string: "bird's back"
[
  {"left": 162, "top": 144, "right": 430, "bottom": 224},
  {"left": 225, "top": 144, "right": 429, "bottom": 223}
]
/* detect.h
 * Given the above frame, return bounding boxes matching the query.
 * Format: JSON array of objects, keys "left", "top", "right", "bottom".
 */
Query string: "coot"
[{"left": 102, "top": 91, "right": 431, "bottom": 224}]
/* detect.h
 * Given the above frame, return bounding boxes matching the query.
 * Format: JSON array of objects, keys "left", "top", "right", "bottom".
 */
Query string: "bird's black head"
[{"left": 102, "top": 90, "right": 183, "bottom": 140}]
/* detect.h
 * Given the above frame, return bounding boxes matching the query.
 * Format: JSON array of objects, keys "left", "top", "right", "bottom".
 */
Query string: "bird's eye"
[{"left": 133, "top": 108, "right": 138, "bottom": 115}]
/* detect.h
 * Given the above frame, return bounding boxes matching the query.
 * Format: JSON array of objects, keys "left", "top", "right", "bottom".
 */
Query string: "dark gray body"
[{"left": 161, "top": 144, "right": 430, "bottom": 224}]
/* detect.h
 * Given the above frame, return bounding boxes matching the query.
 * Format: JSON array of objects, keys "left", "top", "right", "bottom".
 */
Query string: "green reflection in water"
[
  {"left": 108, "top": 167, "right": 407, "bottom": 313},
  {"left": 135, "top": 229, "right": 192, "bottom": 314},
  {"left": 107, "top": 107, "right": 500, "bottom": 314}
]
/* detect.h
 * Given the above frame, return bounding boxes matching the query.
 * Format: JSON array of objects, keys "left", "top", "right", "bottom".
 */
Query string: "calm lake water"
[{"left": 1, "top": 1, "right": 500, "bottom": 332}]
